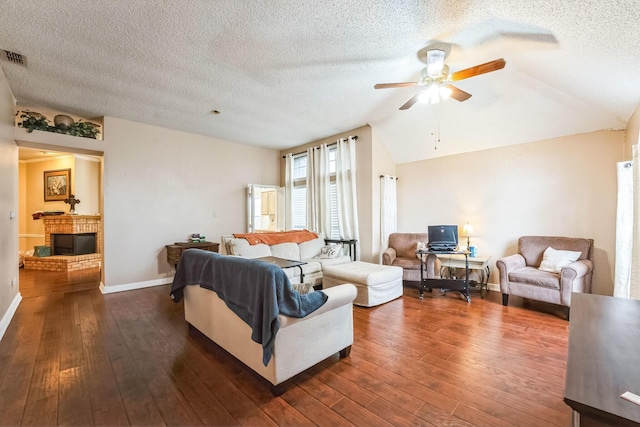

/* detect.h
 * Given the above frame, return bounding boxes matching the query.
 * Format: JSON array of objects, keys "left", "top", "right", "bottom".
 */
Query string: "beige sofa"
[
  {"left": 225, "top": 232, "right": 352, "bottom": 285},
  {"left": 183, "top": 275, "right": 357, "bottom": 395},
  {"left": 497, "top": 236, "right": 594, "bottom": 319}
]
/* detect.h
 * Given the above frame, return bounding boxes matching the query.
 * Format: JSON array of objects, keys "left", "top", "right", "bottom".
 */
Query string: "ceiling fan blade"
[
  {"left": 444, "top": 85, "right": 472, "bottom": 102},
  {"left": 374, "top": 82, "right": 418, "bottom": 89},
  {"left": 399, "top": 93, "right": 420, "bottom": 110},
  {"left": 449, "top": 58, "right": 506, "bottom": 82}
]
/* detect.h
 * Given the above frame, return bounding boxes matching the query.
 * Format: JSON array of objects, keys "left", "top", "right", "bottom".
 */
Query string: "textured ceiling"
[{"left": 2, "top": 1, "right": 639, "bottom": 164}]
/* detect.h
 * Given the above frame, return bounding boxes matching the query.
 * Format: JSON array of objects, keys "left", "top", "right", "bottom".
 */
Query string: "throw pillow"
[
  {"left": 416, "top": 242, "right": 428, "bottom": 261},
  {"left": 318, "top": 243, "right": 343, "bottom": 259},
  {"left": 291, "top": 282, "right": 315, "bottom": 294},
  {"left": 538, "top": 246, "right": 582, "bottom": 273}
]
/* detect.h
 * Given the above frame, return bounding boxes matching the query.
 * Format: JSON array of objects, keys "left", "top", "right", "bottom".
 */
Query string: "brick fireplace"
[{"left": 23, "top": 214, "right": 102, "bottom": 272}]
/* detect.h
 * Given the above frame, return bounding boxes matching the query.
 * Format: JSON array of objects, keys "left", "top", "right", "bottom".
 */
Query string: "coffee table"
[{"left": 256, "top": 256, "right": 307, "bottom": 282}]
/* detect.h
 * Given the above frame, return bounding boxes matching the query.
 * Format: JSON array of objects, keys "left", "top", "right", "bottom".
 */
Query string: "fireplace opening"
[{"left": 52, "top": 233, "right": 96, "bottom": 256}]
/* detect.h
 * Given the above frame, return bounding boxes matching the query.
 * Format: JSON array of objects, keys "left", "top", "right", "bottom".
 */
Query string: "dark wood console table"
[
  {"left": 416, "top": 249, "right": 471, "bottom": 302},
  {"left": 564, "top": 293, "right": 640, "bottom": 426},
  {"left": 166, "top": 241, "right": 219, "bottom": 267}
]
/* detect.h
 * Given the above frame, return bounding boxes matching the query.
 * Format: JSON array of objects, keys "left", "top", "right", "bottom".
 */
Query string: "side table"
[
  {"left": 166, "top": 241, "right": 220, "bottom": 267},
  {"left": 436, "top": 254, "right": 491, "bottom": 297}
]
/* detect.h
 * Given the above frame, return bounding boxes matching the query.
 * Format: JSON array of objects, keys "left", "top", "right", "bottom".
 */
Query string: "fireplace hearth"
[{"left": 23, "top": 214, "right": 102, "bottom": 272}]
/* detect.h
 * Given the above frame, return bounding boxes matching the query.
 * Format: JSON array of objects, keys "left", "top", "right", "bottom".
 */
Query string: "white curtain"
[
  {"left": 380, "top": 175, "right": 397, "bottom": 263},
  {"left": 335, "top": 137, "right": 360, "bottom": 247},
  {"left": 306, "top": 144, "right": 331, "bottom": 237},
  {"left": 284, "top": 154, "right": 294, "bottom": 230},
  {"left": 615, "top": 145, "right": 640, "bottom": 299}
]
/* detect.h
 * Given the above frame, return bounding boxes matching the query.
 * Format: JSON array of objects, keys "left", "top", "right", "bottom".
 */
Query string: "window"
[
  {"left": 291, "top": 148, "right": 340, "bottom": 239},
  {"left": 291, "top": 154, "right": 308, "bottom": 230}
]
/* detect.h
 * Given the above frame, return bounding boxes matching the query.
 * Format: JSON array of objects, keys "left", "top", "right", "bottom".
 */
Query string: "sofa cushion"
[
  {"left": 305, "top": 255, "right": 352, "bottom": 268},
  {"left": 270, "top": 242, "right": 301, "bottom": 260},
  {"left": 392, "top": 256, "right": 422, "bottom": 270},
  {"left": 229, "top": 238, "right": 271, "bottom": 258},
  {"left": 509, "top": 266, "right": 560, "bottom": 289},
  {"left": 298, "top": 232, "right": 325, "bottom": 259},
  {"left": 318, "top": 243, "right": 343, "bottom": 258},
  {"left": 538, "top": 247, "right": 582, "bottom": 273}
]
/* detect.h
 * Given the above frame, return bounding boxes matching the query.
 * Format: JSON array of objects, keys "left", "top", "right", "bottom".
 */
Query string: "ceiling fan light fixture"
[
  {"left": 418, "top": 90, "right": 430, "bottom": 104},
  {"left": 426, "top": 49, "right": 445, "bottom": 78},
  {"left": 439, "top": 86, "right": 452, "bottom": 100},
  {"left": 428, "top": 83, "right": 440, "bottom": 104}
]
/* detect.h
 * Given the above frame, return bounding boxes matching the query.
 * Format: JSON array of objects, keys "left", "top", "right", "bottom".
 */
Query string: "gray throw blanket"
[{"left": 170, "top": 249, "right": 328, "bottom": 366}]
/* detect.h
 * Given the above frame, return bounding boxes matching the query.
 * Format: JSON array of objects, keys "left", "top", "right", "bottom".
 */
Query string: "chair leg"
[
  {"left": 564, "top": 307, "right": 570, "bottom": 321},
  {"left": 502, "top": 293, "right": 509, "bottom": 306}
]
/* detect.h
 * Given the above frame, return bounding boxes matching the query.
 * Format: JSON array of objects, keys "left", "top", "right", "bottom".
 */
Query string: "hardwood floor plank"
[
  {"left": 330, "top": 397, "right": 395, "bottom": 427},
  {"left": 291, "top": 371, "right": 345, "bottom": 408},
  {"left": 89, "top": 292, "right": 167, "bottom": 426},
  {"left": 21, "top": 295, "right": 61, "bottom": 426},
  {"left": 74, "top": 291, "right": 130, "bottom": 426},
  {"left": 22, "top": 294, "right": 65, "bottom": 424},
  {"left": 0, "top": 296, "right": 48, "bottom": 425},
  {"left": 58, "top": 366, "right": 94, "bottom": 426},
  {"left": 450, "top": 402, "right": 519, "bottom": 427},
  {"left": 280, "top": 384, "right": 352, "bottom": 427}
]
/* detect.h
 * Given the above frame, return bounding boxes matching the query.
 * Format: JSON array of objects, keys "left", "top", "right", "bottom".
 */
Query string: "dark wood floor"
[
  {"left": 18, "top": 267, "right": 101, "bottom": 298},
  {"left": 1, "top": 275, "right": 572, "bottom": 426}
]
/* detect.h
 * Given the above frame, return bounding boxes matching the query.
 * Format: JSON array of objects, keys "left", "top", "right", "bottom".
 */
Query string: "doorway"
[{"left": 17, "top": 146, "right": 103, "bottom": 297}]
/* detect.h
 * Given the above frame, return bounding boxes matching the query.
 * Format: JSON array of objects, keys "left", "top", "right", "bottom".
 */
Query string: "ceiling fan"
[{"left": 374, "top": 49, "right": 506, "bottom": 110}]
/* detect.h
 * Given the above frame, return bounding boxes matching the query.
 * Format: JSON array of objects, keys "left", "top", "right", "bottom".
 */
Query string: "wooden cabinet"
[{"left": 166, "top": 241, "right": 219, "bottom": 267}]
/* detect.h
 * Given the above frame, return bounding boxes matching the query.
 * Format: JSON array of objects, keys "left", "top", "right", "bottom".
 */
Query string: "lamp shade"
[{"left": 462, "top": 223, "right": 474, "bottom": 236}]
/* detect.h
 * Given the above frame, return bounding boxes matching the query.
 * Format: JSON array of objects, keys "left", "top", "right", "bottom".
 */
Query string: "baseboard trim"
[
  {"left": 100, "top": 277, "right": 173, "bottom": 294},
  {"left": 0, "top": 292, "right": 22, "bottom": 342}
]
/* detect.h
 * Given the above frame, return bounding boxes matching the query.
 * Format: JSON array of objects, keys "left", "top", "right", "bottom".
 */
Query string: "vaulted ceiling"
[{"left": 2, "top": 1, "right": 638, "bottom": 164}]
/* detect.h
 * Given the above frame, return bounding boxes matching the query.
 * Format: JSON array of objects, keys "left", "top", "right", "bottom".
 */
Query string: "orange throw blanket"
[{"left": 233, "top": 230, "right": 318, "bottom": 246}]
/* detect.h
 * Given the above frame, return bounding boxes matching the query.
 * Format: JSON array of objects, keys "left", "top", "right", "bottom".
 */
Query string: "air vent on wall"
[{"left": 2, "top": 50, "right": 27, "bottom": 66}]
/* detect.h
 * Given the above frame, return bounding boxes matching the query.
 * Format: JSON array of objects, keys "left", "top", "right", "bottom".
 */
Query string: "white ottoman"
[{"left": 322, "top": 261, "right": 403, "bottom": 307}]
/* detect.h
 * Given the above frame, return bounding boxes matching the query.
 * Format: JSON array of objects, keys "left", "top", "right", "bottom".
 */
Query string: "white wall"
[
  {"left": 73, "top": 155, "right": 100, "bottom": 215},
  {"left": 0, "top": 67, "right": 19, "bottom": 338},
  {"left": 370, "top": 128, "right": 396, "bottom": 262},
  {"left": 101, "top": 117, "right": 279, "bottom": 287},
  {"left": 625, "top": 103, "right": 640, "bottom": 159},
  {"left": 397, "top": 130, "right": 624, "bottom": 296}
]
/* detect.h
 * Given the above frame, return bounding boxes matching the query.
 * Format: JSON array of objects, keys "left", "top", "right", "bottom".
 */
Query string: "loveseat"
[
  {"left": 171, "top": 249, "right": 357, "bottom": 395},
  {"left": 497, "top": 235, "right": 594, "bottom": 319},
  {"left": 224, "top": 231, "right": 352, "bottom": 285}
]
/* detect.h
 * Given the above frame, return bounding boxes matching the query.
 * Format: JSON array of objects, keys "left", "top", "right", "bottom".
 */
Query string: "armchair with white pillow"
[{"left": 496, "top": 236, "right": 594, "bottom": 319}]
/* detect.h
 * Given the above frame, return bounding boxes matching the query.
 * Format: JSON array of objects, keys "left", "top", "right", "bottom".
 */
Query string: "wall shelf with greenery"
[{"left": 16, "top": 110, "right": 102, "bottom": 140}]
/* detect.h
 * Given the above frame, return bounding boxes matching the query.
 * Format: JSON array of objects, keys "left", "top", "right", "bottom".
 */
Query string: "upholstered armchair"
[
  {"left": 383, "top": 232, "right": 437, "bottom": 284},
  {"left": 496, "top": 236, "right": 594, "bottom": 319}
]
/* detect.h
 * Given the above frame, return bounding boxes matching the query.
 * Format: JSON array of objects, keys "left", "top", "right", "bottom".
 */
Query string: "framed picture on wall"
[{"left": 44, "top": 168, "right": 71, "bottom": 202}]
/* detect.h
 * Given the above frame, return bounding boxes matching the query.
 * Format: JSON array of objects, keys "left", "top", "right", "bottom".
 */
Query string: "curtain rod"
[
  {"left": 379, "top": 175, "right": 398, "bottom": 180},
  {"left": 281, "top": 136, "right": 358, "bottom": 159}
]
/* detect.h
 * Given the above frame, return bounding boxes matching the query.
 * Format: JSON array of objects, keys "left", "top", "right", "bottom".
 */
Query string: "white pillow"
[
  {"left": 416, "top": 242, "right": 428, "bottom": 261},
  {"left": 318, "top": 243, "right": 342, "bottom": 259},
  {"left": 538, "top": 246, "right": 582, "bottom": 273}
]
